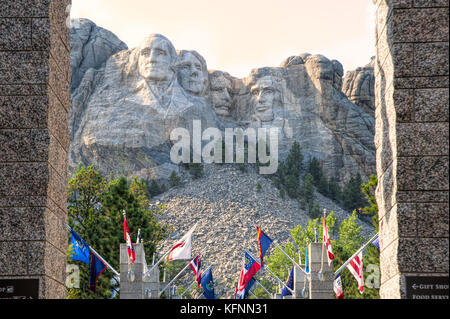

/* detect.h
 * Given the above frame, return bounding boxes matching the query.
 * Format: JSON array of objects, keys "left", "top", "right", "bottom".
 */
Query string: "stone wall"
[
  {"left": 374, "top": 0, "right": 449, "bottom": 298},
  {"left": 0, "top": 0, "right": 71, "bottom": 298}
]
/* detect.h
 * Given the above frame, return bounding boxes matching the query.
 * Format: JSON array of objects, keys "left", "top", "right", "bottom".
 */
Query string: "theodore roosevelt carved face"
[{"left": 209, "top": 70, "right": 233, "bottom": 117}]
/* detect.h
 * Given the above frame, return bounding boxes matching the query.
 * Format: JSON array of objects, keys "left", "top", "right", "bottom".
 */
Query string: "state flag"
[
  {"left": 235, "top": 252, "right": 261, "bottom": 298},
  {"left": 88, "top": 252, "right": 107, "bottom": 293},
  {"left": 256, "top": 226, "right": 273, "bottom": 267},
  {"left": 189, "top": 253, "right": 202, "bottom": 288},
  {"left": 168, "top": 223, "right": 197, "bottom": 261},
  {"left": 69, "top": 227, "right": 90, "bottom": 264},
  {"left": 334, "top": 274, "right": 344, "bottom": 299},
  {"left": 123, "top": 214, "right": 135, "bottom": 264},
  {"left": 281, "top": 266, "right": 294, "bottom": 297}
]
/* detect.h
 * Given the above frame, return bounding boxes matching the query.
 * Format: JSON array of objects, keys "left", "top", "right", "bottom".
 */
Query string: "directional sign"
[
  {"left": 0, "top": 279, "right": 39, "bottom": 299},
  {"left": 405, "top": 276, "right": 449, "bottom": 300}
]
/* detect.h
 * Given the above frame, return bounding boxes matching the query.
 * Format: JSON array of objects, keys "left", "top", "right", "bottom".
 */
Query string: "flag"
[
  {"left": 123, "top": 214, "right": 135, "bottom": 264},
  {"left": 235, "top": 252, "right": 261, "bottom": 298},
  {"left": 305, "top": 245, "right": 309, "bottom": 274},
  {"left": 281, "top": 266, "right": 294, "bottom": 297},
  {"left": 136, "top": 228, "right": 141, "bottom": 244},
  {"left": 314, "top": 228, "right": 318, "bottom": 243},
  {"left": 88, "top": 252, "right": 107, "bottom": 293},
  {"left": 168, "top": 223, "right": 197, "bottom": 261},
  {"left": 200, "top": 268, "right": 216, "bottom": 299},
  {"left": 347, "top": 252, "right": 364, "bottom": 294},
  {"left": 69, "top": 228, "right": 90, "bottom": 264},
  {"left": 334, "top": 274, "right": 344, "bottom": 299},
  {"left": 257, "top": 227, "right": 273, "bottom": 267},
  {"left": 189, "top": 253, "right": 202, "bottom": 288},
  {"left": 323, "top": 216, "right": 334, "bottom": 265},
  {"left": 372, "top": 235, "right": 380, "bottom": 250}
]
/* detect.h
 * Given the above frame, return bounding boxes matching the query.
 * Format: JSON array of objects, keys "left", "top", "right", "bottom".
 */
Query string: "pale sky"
[{"left": 70, "top": 0, "right": 375, "bottom": 79}]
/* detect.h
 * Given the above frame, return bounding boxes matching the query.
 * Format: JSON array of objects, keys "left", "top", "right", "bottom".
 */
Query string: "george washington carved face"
[{"left": 138, "top": 34, "right": 176, "bottom": 82}]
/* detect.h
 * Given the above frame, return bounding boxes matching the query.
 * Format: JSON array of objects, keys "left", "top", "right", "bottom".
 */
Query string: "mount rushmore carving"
[{"left": 69, "top": 19, "right": 375, "bottom": 184}]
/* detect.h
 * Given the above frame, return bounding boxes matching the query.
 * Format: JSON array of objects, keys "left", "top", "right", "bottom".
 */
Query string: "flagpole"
[
  {"left": 66, "top": 224, "right": 120, "bottom": 278},
  {"left": 334, "top": 232, "right": 379, "bottom": 276},
  {"left": 179, "top": 265, "right": 212, "bottom": 298},
  {"left": 318, "top": 209, "right": 326, "bottom": 278},
  {"left": 245, "top": 250, "right": 294, "bottom": 294},
  {"left": 253, "top": 278, "right": 273, "bottom": 298},
  {"left": 159, "top": 248, "right": 205, "bottom": 297}
]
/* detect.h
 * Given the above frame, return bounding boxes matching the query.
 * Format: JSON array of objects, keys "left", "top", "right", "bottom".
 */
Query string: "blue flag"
[
  {"left": 89, "top": 253, "right": 107, "bottom": 293},
  {"left": 201, "top": 268, "right": 216, "bottom": 299},
  {"left": 372, "top": 235, "right": 380, "bottom": 250},
  {"left": 314, "top": 228, "right": 318, "bottom": 243},
  {"left": 281, "top": 266, "right": 294, "bottom": 297},
  {"left": 305, "top": 245, "right": 309, "bottom": 274},
  {"left": 69, "top": 228, "right": 90, "bottom": 264}
]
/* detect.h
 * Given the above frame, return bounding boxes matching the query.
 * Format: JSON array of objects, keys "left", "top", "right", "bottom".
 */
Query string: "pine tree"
[
  {"left": 328, "top": 177, "right": 341, "bottom": 201},
  {"left": 307, "top": 157, "right": 322, "bottom": 185},
  {"left": 301, "top": 173, "right": 315, "bottom": 206},
  {"left": 318, "top": 175, "right": 329, "bottom": 196},
  {"left": 67, "top": 165, "right": 167, "bottom": 299},
  {"left": 169, "top": 170, "right": 181, "bottom": 187}
]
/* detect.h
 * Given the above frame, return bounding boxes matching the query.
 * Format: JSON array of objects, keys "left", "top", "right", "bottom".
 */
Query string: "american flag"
[
  {"left": 123, "top": 214, "right": 135, "bottom": 264},
  {"left": 347, "top": 252, "right": 364, "bottom": 294}
]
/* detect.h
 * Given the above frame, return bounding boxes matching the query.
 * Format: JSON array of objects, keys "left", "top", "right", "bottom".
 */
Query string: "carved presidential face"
[
  {"left": 251, "top": 76, "right": 275, "bottom": 122},
  {"left": 138, "top": 36, "right": 174, "bottom": 82},
  {"left": 177, "top": 52, "right": 207, "bottom": 95},
  {"left": 307, "top": 55, "right": 334, "bottom": 81},
  {"left": 210, "top": 71, "right": 233, "bottom": 116}
]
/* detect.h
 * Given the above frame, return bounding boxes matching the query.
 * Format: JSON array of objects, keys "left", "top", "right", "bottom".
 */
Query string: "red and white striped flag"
[
  {"left": 168, "top": 223, "right": 197, "bottom": 261},
  {"left": 334, "top": 274, "right": 344, "bottom": 299},
  {"left": 323, "top": 217, "right": 334, "bottom": 265},
  {"left": 347, "top": 252, "right": 364, "bottom": 294},
  {"left": 123, "top": 214, "right": 135, "bottom": 264}
]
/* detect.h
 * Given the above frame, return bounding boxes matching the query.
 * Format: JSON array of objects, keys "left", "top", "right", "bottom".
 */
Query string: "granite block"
[
  {"left": 0, "top": 163, "right": 49, "bottom": 197},
  {"left": 0, "top": 207, "right": 46, "bottom": 241},
  {"left": 392, "top": 43, "right": 414, "bottom": 77},
  {"left": 48, "top": 88, "right": 69, "bottom": 147},
  {"left": 413, "top": 0, "right": 449, "bottom": 7},
  {"left": 0, "top": 129, "right": 31, "bottom": 162},
  {"left": 0, "top": 95, "right": 48, "bottom": 129},
  {"left": 414, "top": 88, "right": 449, "bottom": 122},
  {"left": 0, "top": 18, "right": 31, "bottom": 50},
  {"left": 30, "top": 129, "right": 51, "bottom": 161},
  {"left": 0, "top": 84, "right": 47, "bottom": 96},
  {"left": 398, "top": 237, "right": 449, "bottom": 272},
  {"left": 397, "top": 122, "right": 449, "bottom": 156},
  {"left": 0, "top": 0, "right": 50, "bottom": 18},
  {"left": 392, "top": 8, "right": 449, "bottom": 42},
  {"left": 394, "top": 76, "right": 449, "bottom": 89},
  {"left": 0, "top": 241, "right": 28, "bottom": 275},
  {"left": 397, "top": 190, "right": 449, "bottom": 202},
  {"left": 0, "top": 51, "right": 49, "bottom": 84},
  {"left": 415, "top": 156, "right": 449, "bottom": 190},
  {"left": 416, "top": 202, "right": 449, "bottom": 237},
  {"left": 414, "top": 42, "right": 449, "bottom": 77}
]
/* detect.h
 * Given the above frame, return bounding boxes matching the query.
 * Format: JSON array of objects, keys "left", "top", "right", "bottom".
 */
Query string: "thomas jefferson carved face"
[
  {"left": 177, "top": 51, "right": 207, "bottom": 95},
  {"left": 138, "top": 35, "right": 175, "bottom": 82},
  {"left": 251, "top": 76, "right": 276, "bottom": 122},
  {"left": 210, "top": 71, "right": 233, "bottom": 116}
]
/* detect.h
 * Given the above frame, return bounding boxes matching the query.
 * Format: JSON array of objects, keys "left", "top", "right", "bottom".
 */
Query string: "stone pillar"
[
  {"left": 374, "top": 0, "right": 449, "bottom": 298},
  {"left": 0, "top": 0, "right": 71, "bottom": 298},
  {"left": 293, "top": 264, "right": 307, "bottom": 299},
  {"left": 308, "top": 243, "right": 334, "bottom": 299},
  {"left": 120, "top": 243, "right": 159, "bottom": 299}
]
